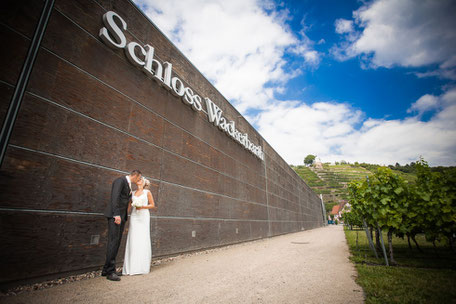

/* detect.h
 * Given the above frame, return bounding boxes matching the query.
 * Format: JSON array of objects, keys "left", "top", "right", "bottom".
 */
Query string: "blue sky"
[
  {"left": 135, "top": 0, "right": 456, "bottom": 166},
  {"left": 280, "top": 0, "right": 447, "bottom": 121}
]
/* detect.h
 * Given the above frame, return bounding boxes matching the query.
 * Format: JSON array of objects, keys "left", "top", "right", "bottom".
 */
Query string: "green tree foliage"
[
  {"left": 342, "top": 209, "right": 362, "bottom": 229},
  {"left": 348, "top": 168, "right": 410, "bottom": 263},
  {"left": 347, "top": 161, "right": 456, "bottom": 263},
  {"left": 388, "top": 160, "right": 455, "bottom": 175},
  {"left": 413, "top": 160, "right": 456, "bottom": 246},
  {"left": 304, "top": 154, "right": 316, "bottom": 166}
]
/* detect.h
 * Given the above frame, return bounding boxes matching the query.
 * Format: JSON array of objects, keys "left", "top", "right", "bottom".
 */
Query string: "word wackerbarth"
[{"left": 99, "top": 11, "right": 264, "bottom": 161}]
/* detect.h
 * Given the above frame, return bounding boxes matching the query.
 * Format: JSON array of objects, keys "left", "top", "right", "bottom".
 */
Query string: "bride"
[{"left": 122, "top": 177, "right": 156, "bottom": 275}]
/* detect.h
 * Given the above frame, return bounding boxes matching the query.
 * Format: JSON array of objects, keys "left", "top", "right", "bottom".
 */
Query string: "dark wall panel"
[
  {"left": 0, "top": 0, "right": 45, "bottom": 127},
  {"left": 0, "top": 211, "right": 114, "bottom": 283}
]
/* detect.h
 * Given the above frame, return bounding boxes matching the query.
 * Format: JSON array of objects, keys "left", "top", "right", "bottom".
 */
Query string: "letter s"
[
  {"left": 99, "top": 11, "right": 127, "bottom": 49},
  {"left": 192, "top": 94, "right": 203, "bottom": 112},
  {"left": 183, "top": 87, "right": 195, "bottom": 106}
]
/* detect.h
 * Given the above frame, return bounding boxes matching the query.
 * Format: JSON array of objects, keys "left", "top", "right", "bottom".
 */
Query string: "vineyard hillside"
[{"left": 292, "top": 164, "right": 415, "bottom": 215}]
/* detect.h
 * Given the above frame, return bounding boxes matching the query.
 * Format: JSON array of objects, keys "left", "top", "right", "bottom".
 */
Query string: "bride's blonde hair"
[{"left": 142, "top": 178, "right": 150, "bottom": 189}]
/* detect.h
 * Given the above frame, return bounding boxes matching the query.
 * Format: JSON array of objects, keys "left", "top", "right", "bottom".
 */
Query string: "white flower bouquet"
[{"left": 132, "top": 201, "right": 143, "bottom": 209}]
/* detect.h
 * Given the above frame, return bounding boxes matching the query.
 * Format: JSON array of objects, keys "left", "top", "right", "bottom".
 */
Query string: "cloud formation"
[
  {"left": 333, "top": 0, "right": 456, "bottom": 79},
  {"left": 407, "top": 94, "right": 439, "bottom": 116},
  {"left": 334, "top": 19, "right": 354, "bottom": 34},
  {"left": 255, "top": 87, "right": 456, "bottom": 166}
]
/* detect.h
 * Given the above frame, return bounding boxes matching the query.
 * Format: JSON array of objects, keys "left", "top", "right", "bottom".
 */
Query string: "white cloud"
[
  {"left": 290, "top": 45, "right": 320, "bottom": 67},
  {"left": 256, "top": 88, "right": 456, "bottom": 166},
  {"left": 333, "top": 0, "right": 456, "bottom": 78},
  {"left": 135, "top": 0, "right": 320, "bottom": 112},
  {"left": 252, "top": 100, "right": 361, "bottom": 164},
  {"left": 334, "top": 19, "right": 354, "bottom": 34},
  {"left": 415, "top": 69, "right": 456, "bottom": 81},
  {"left": 407, "top": 88, "right": 456, "bottom": 115},
  {"left": 289, "top": 26, "right": 322, "bottom": 67},
  {"left": 407, "top": 94, "right": 439, "bottom": 115}
]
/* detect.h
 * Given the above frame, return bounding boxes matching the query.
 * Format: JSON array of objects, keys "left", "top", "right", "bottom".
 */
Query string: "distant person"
[
  {"left": 122, "top": 177, "right": 157, "bottom": 275},
  {"left": 102, "top": 170, "right": 142, "bottom": 281}
]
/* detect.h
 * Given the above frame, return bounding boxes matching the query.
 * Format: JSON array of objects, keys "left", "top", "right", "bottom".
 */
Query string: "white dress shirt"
[{"left": 126, "top": 175, "right": 132, "bottom": 194}]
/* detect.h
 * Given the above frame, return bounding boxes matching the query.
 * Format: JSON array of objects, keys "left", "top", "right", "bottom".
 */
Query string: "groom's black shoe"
[
  {"left": 102, "top": 271, "right": 122, "bottom": 277},
  {"left": 107, "top": 273, "right": 121, "bottom": 281}
]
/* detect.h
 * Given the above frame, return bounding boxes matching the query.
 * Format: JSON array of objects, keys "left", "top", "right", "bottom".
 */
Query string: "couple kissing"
[{"left": 102, "top": 170, "right": 157, "bottom": 281}]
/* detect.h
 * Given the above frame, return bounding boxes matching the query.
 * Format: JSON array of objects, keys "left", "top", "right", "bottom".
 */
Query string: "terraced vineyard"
[{"left": 293, "top": 163, "right": 417, "bottom": 214}]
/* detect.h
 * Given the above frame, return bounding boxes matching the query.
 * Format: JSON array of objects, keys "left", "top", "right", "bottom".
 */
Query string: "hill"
[{"left": 292, "top": 163, "right": 416, "bottom": 215}]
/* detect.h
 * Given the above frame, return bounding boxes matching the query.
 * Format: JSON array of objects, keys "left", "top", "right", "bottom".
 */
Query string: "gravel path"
[{"left": 1, "top": 225, "right": 364, "bottom": 304}]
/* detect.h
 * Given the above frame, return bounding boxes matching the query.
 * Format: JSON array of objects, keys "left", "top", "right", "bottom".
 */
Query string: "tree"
[
  {"left": 413, "top": 159, "right": 456, "bottom": 251},
  {"left": 342, "top": 209, "right": 362, "bottom": 229},
  {"left": 348, "top": 167, "right": 410, "bottom": 264},
  {"left": 348, "top": 159, "right": 456, "bottom": 263},
  {"left": 304, "top": 154, "right": 316, "bottom": 166}
]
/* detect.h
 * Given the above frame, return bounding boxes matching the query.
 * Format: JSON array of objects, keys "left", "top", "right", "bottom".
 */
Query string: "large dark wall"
[{"left": 0, "top": 0, "right": 324, "bottom": 285}]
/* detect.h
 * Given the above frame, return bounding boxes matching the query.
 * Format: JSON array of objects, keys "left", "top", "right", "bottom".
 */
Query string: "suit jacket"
[{"left": 104, "top": 176, "right": 132, "bottom": 222}]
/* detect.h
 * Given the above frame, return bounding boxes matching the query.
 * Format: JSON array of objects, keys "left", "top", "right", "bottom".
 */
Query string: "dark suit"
[
  {"left": 103, "top": 176, "right": 132, "bottom": 222},
  {"left": 102, "top": 176, "right": 132, "bottom": 275}
]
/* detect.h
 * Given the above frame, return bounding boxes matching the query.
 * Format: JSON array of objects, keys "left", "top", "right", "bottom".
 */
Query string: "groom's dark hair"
[{"left": 130, "top": 170, "right": 142, "bottom": 176}]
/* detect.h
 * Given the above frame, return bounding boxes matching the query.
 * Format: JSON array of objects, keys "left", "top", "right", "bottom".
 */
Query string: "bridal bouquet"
[{"left": 132, "top": 201, "right": 143, "bottom": 209}]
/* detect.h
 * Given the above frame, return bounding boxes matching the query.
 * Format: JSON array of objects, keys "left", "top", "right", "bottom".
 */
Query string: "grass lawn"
[{"left": 344, "top": 227, "right": 456, "bottom": 303}]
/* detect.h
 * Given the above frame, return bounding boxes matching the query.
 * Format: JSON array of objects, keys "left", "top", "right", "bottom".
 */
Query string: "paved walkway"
[{"left": 3, "top": 225, "right": 364, "bottom": 304}]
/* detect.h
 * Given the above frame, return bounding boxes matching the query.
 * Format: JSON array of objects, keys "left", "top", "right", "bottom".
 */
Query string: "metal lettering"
[
  {"left": 143, "top": 45, "right": 163, "bottom": 82},
  {"left": 99, "top": 11, "right": 264, "bottom": 161},
  {"left": 99, "top": 11, "right": 127, "bottom": 49},
  {"left": 171, "top": 76, "right": 185, "bottom": 97},
  {"left": 125, "top": 42, "right": 146, "bottom": 66}
]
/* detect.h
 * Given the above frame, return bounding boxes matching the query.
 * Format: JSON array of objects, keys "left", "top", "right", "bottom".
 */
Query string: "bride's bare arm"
[{"left": 144, "top": 191, "right": 157, "bottom": 210}]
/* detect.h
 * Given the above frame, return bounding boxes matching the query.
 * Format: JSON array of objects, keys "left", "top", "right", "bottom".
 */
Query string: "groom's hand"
[{"left": 114, "top": 216, "right": 121, "bottom": 225}]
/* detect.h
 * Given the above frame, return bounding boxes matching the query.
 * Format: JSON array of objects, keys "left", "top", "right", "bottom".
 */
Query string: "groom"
[{"left": 102, "top": 170, "right": 142, "bottom": 281}]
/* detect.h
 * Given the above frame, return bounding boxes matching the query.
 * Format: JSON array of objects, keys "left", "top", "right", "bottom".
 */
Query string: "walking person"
[
  {"left": 102, "top": 170, "right": 142, "bottom": 281},
  {"left": 122, "top": 177, "right": 157, "bottom": 275}
]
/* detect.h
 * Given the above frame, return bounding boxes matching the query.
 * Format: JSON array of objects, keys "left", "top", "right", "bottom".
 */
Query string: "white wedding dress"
[{"left": 122, "top": 190, "right": 151, "bottom": 275}]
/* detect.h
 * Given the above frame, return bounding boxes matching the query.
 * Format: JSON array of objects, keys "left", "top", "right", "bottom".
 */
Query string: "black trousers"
[{"left": 102, "top": 217, "right": 126, "bottom": 275}]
